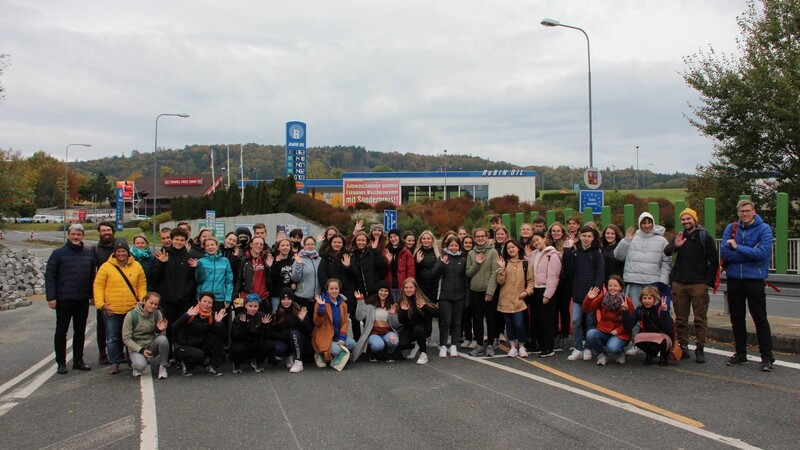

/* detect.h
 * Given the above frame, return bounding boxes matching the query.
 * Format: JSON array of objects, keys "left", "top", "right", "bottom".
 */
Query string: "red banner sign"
[
  {"left": 343, "top": 180, "right": 401, "bottom": 206},
  {"left": 164, "top": 177, "right": 203, "bottom": 186}
]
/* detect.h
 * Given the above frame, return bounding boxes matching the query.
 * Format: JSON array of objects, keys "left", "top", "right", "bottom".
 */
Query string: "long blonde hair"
[{"left": 414, "top": 230, "right": 441, "bottom": 258}]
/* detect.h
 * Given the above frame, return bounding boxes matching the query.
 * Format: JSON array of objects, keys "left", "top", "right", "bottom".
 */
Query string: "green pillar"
[
  {"left": 546, "top": 210, "right": 556, "bottom": 226},
  {"left": 529, "top": 211, "right": 539, "bottom": 224},
  {"left": 515, "top": 212, "right": 525, "bottom": 239},
  {"left": 739, "top": 195, "right": 751, "bottom": 201},
  {"left": 563, "top": 208, "right": 574, "bottom": 223},
  {"left": 582, "top": 207, "right": 593, "bottom": 225},
  {"left": 704, "top": 197, "right": 716, "bottom": 239},
  {"left": 501, "top": 213, "right": 511, "bottom": 233},
  {"left": 648, "top": 202, "right": 659, "bottom": 224},
  {"left": 776, "top": 192, "right": 788, "bottom": 274},
  {"left": 674, "top": 199, "right": 686, "bottom": 234},
  {"left": 601, "top": 206, "right": 611, "bottom": 228},
  {"left": 624, "top": 204, "right": 635, "bottom": 230}
]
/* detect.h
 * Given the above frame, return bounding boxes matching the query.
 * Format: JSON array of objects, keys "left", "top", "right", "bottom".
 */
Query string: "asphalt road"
[{"left": 1, "top": 300, "right": 799, "bottom": 450}]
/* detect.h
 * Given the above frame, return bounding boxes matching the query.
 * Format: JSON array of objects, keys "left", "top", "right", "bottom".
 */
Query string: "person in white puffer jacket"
[{"left": 613, "top": 212, "right": 671, "bottom": 355}]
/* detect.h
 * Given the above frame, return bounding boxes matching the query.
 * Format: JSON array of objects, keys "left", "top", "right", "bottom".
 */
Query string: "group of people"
[{"left": 44, "top": 198, "right": 778, "bottom": 379}]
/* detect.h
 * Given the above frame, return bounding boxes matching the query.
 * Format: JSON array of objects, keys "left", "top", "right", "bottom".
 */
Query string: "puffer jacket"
[
  {"left": 614, "top": 225, "right": 671, "bottom": 285},
  {"left": 529, "top": 246, "right": 561, "bottom": 300},
  {"left": 563, "top": 242, "right": 605, "bottom": 304},
  {"left": 434, "top": 252, "right": 467, "bottom": 301},
  {"left": 195, "top": 253, "right": 233, "bottom": 302},
  {"left": 317, "top": 251, "right": 354, "bottom": 300},
  {"left": 45, "top": 240, "right": 97, "bottom": 302},
  {"left": 721, "top": 213, "right": 773, "bottom": 280},
  {"left": 496, "top": 258, "right": 533, "bottom": 313},
  {"left": 291, "top": 252, "right": 321, "bottom": 299},
  {"left": 465, "top": 243, "right": 499, "bottom": 295},
  {"left": 152, "top": 245, "right": 196, "bottom": 306},
  {"left": 414, "top": 247, "right": 440, "bottom": 301},
  {"left": 93, "top": 255, "right": 147, "bottom": 314},
  {"left": 122, "top": 303, "right": 165, "bottom": 353},
  {"left": 348, "top": 247, "right": 387, "bottom": 297},
  {"left": 583, "top": 292, "right": 635, "bottom": 340}
]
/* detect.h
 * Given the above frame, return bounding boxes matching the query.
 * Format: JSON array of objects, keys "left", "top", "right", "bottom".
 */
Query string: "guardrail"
[{"left": 716, "top": 238, "right": 799, "bottom": 275}]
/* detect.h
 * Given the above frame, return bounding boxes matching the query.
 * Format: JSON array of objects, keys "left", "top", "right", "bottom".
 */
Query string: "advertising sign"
[
  {"left": 164, "top": 177, "right": 203, "bottom": 186},
  {"left": 114, "top": 182, "right": 125, "bottom": 231},
  {"left": 286, "top": 121, "right": 307, "bottom": 194},
  {"left": 343, "top": 180, "right": 401, "bottom": 207}
]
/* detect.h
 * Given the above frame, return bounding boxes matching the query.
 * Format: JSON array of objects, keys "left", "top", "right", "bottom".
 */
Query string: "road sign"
[
  {"left": 579, "top": 190, "right": 604, "bottom": 214},
  {"left": 384, "top": 209, "right": 398, "bottom": 231},
  {"left": 199, "top": 219, "right": 226, "bottom": 241},
  {"left": 584, "top": 167, "right": 602, "bottom": 190}
]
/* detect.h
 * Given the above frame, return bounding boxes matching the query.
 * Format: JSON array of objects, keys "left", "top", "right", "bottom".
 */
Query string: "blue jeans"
[
  {"left": 329, "top": 337, "right": 356, "bottom": 357},
  {"left": 571, "top": 302, "right": 597, "bottom": 351},
  {"left": 367, "top": 332, "right": 399, "bottom": 354},
  {"left": 270, "top": 297, "right": 280, "bottom": 314},
  {"left": 103, "top": 312, "right": 127, "bottom": 365},
  {"left": 503, "top": 311, "right": 526, "bottom": 343},
  {"left": 585, "top": 328, "right": 629, "bottom": 355}
]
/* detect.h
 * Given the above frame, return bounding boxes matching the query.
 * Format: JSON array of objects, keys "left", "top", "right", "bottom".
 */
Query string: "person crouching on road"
[
  {"left": 583, "top": 276, "right": 635, "bottom": 366},
  {"left": 93, "top": 238, "right": 147, "bottom": 375},
  {"left": 312, "top": 278, "right": 356, "bottom": 368},
  {"left": 122, "top": 292, "right": 170, "bottom": 379},
  {"left": 230, "top": 294, "right": 273, "bottom": 374},
  {"left": 626, "top": 286, "right": 674, "bottom": 366},
  {"left": 172, "top": 292, "right": 227, "bottom": 376},
  {"left": 352, "top": 280, "right": 401, "bottom": 362},
  {"left": 271, "top": 288, "right": 313, "bottom": 373}
]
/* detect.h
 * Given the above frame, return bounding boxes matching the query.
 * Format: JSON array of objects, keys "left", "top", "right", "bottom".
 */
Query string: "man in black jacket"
[
  {"left": 46, "top": 224, "right": 97, "bottom": 374},
  {"left": 664, "top": 208, "right": 719, "bottom": 363}
]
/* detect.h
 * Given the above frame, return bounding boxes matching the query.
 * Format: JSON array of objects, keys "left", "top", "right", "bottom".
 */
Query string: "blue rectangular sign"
[
  {"left": 384, "top": 210, "right": 398, "bottom": 231},
  {"left": 579, "top": 190, "right": 604, "bottom": 214},
  {"left": 286, "top": 121, "right": 307, "bottom": 193},
  {"left": 115, "top": 185, "right": 124, "bottom": 231}
]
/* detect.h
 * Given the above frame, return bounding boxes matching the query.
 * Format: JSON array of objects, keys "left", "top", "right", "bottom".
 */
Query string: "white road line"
[
  {"left": 689, "top": 345, "right": 800, "bottom": 369},
  {"left": 463, "top": 355, "right": 759, "bottom": 450},
  {"left": 0, "top": 337, "right": 74, "bottom": 396},
  {"left": 269, "top": 379, "right": 303, "bottom": 450},
  {"left": 139, "top": 370, "right": 159, "bottom": 450},
  {"left": 40, "top": 415, "right": 136, "bottom": 450}
]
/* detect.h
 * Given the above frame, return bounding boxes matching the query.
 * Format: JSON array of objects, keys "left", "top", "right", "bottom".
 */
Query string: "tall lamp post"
[
  {"left": 64, "top": 143, "right": 91, "bottom": 240},
  {"left": 636, "top": 145, "right": 640, "bottom": 189},
  {"left": 611, "top": 164, "right": 617, "bottom": 190},
  {"left": 443, "top": 149, "right": 448, "bottom": 200},
  {"left": 541, "top": 18, "right": 594, "bottom": 168},
  {"left": 153, "top": 113, "right": 189, "bottom": 251}
]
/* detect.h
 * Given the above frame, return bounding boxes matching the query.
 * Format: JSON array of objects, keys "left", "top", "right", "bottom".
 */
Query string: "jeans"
[
  {"left": 271, "top": 297, "right": 280, "bottom": 314},
  {"left": 728, "top": 278, "right": 773, "bottom": 359},
  {"left": 585, "top": 328, "right": 628, "bottom": 355},
  {"left": 367, "top": 332, "right": 399, "bottom": 354},
  {"left": 130, "top": 335, "right": 170, "bottom": 371},
  {"left": 54, "top": 300, "right": 90, "bottom": 365},
  {"left": 103, "top": 312, "right": 127, "bottom": 365},
  {"left": 329, "top": 337, "right": 356, "bottom": 357},
  {"left": 503, "top": 311, "right": 526, "bottom": 343},
  {"left": 672, "top": 281, "right": 710, "bottom": 346},
  {"left": 571, "top": 302, "right": 597, "bottom": 351}
]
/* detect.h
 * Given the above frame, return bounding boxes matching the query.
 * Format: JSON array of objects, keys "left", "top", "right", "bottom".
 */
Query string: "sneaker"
[
  {"left": 518, "top": 346, "right": 529, "bottom": 358},
  {"left": 250, "top": 361, "right": 264, "bottom": 373},
  {"left": 468, "top": 340, "right": 478, "bottom": 350},
  {"left": 369, "top": 354, "right": 378, "bottom": 362},
  {"left": 132, "top": 368, "right": 141, "bottom": 377},
  {"left": 553, "top": 337, "right": 564, "bottom": 352},
  {"left": 449, "top": 345, "right": 459, "bottom": 357},
  {"left": 583, "top": 349, "right": 592, "bottom": 361},
  {"left": 567, "top": 349, "right": 582, "bottom": 361},
  {"left": 108, "top": 364, "right": 120, "bottom": 375},
  {"left": 644, "top": 354, "right": 654, "bottom": 365},
  {"left": 289, "top": 360, "right": 304, "bottom": 373},
  {"left": 314, "top": 353, "right": 326, "bottom": 368},
  {"left": 680, "top": 345, "right": 690, "bottom": 360},
  {"left": 407, "top": 343, "right": 419, "bottom": 360},
  {"left": 416, "top": 352, "right": 428, "bottom": 365},
  {"left": 286, "top": 355, "right": 295, "bottom": 369},
  {"left": 760, "top": 358, "right": 774, "bottom": 372},
  {"left": 485, "top": 346, "right": 495, "bottom": 357},
  {"left": 206, "top": 366, "right": 222, "bottom": 376},
  {"left": 426, "top": 337, "right": 437, "bottom": 348},
  {"left": 695, "top": 346, "right": 706, "bottom": 364},
  {"left": 446, "top": 336, "right": 452, "bottom": 346},
  {"left": 597, "top": 354, "right": 608, "bottom": 366},
  {"left": 626, "top": 346, "right": 642, "bottom": 356},
  {"left": 492, "top": 338, "right": 500, "bottom": 349},
  {"left": 232, "top": 364, "right": 243, "bottom": 374},
  {"left": 616, "top": 352, "right": 626, "bottom": 365},
  {"left": 439, "top": 346, "right": 448, "bottom": 358},
  {"left": 460, "top": 339, "right": 471, "bottom": 349},
  {"left": 181, "top": 364, "right": 193, "bottom": 377},
  {"left": 469, "top": 345, "right": 485, "bottom": 357},
  {"left": 539, "top": 350, "right": 556, "bottom": 358},
  {"left": 507, "top": 346, "right": 518, "bottom": 358},
  {"left": 158, "top": 366, "right": 168, "bottom": 379},
  {"left": 658, "top": 354, "right": 669, "bottom": 366},
  {"left": 726, "top": 353, "right": 748, "bottom": 366}
]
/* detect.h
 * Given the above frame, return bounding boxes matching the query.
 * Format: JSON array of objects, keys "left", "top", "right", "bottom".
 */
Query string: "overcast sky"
[{"left": 0, "top": 0, "right": 746, "bottom": 174}]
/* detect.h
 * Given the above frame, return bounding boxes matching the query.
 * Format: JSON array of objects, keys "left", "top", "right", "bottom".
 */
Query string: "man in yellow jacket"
[{"left": 94, "top": 238, "right": 147, "bottom": 374}]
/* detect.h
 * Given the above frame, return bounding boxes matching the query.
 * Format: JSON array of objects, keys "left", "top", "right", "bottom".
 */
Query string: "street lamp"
[
  {"left": 636, "top": 145, "right": 640, "bottom": 189},
  {"left": 541, "top": 18, "right": 594, "bottom": 168},
  {"left": 443, "top": 149, "right": 448, "bottom": 200},
  {"left": 568, "top": 165, "right": 576, "bottom": 190},
  {"left": 64, "top": 143, "right": 91, "bottom": 240},
  {"left": 642, "top": 163, "right": 653, "bottom": 189},
  {"left": 153, "top": 113, "right": 189, "bottom": 251},
  {"left": 611, "top": 164, "right": 617, "bottom": 190}
]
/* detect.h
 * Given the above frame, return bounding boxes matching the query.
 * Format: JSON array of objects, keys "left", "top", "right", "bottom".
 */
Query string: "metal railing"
[{"left": 716, "top": 238, "right": 799, "bottom": 275}]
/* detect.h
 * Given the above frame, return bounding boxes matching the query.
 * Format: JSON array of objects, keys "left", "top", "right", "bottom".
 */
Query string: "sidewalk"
[{"left": 694, "top": 309, "right": 800, "bottom": 354}]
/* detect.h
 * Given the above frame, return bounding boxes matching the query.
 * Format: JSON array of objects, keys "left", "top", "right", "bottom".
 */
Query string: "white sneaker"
[
  {"left": 416, "top": 352, "right": 428, "bottom": 365},
  {"left": 460, "top": 339, "right": 472, "bottom": 348},
  {"left": 132, "top": 368, "right": 141, "bottom": 377},
  {"left": 597, "top": 354, "right": 608, "bottom": 366},
  {"left": 289, "top": 360, "right": 304, "bottom": 373},
  {"left": 314, "top": 353, "right": 326, "bottom": 368},
  {"left": 407, "top": 343, "right": 419, "bottom": 360},
  {"left": 518, "top": 346, "right": 529, "bottom": 358},
  {"left": 567, "top": 349, "right": 582, "bottom": 361},
  {"left": 158, "top": 366, "right": 168, "bottom": 379},
  {"left": 449, "top": 345, "right": 459, "bottom": 357},
  {"left": 468, "top": 340, "right": 478, "bottom": 350},
  {"left": 616, "top": 352, "right": 626, "bottom": 365},
  {"left": 626, "top": 346, "right": 641, "bottom": 356},
  {"left": 439, "top": 346, "right": 448, "bottom": 358},
  {"left": 286, "top": 355, "right": 294, "bottom": 369},
  {"left": 507, "top": 346, "right": 518, "bottom": 358},
  {"left": 583, "top": 349, "right": 592, "bottom": 361}
]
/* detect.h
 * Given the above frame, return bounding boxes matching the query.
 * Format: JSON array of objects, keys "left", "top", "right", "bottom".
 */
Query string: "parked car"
[{"left": 17, "top": 217, "right": 34, "bottom": 223}]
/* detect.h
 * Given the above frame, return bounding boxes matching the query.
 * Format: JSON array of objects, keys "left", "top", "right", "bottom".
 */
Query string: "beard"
[{"left": 101, "top": 234, "right": 115, "bottom": 246}]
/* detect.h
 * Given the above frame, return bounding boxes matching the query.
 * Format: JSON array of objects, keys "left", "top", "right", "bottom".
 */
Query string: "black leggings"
[
  {"left": 469, "top": 290, "right": 497, "bottom": 346},
  {"left": 400, "top": 323, "right": 427, "bottom": 352}
]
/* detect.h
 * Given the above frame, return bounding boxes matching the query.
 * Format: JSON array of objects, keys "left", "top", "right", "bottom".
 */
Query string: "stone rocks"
[{"left": 0, "top": 247, "right": 45, "bottom": 312}]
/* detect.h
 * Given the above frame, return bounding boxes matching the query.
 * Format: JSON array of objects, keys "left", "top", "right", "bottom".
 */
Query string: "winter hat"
[
  {"left": 245, "top": 293, "right": 261, "bottom": 304},
  {"left": 279, "top": 287, "right": 295, "bottom": 300},
  {"left": 638, "top": 212, "right": 655, "bottom": 227},
  {"left": 375, "top": 280, "right": 391, "bottom": 293},
  {"left": 370, "top": 223, "right": 384, "bottom": 232},
  {"left": 236, "top": 227, "right": 252, "bottom": 239},
  {"left": 679, "top": 208, "right": 698, "bottom": 223},
  {"left": 113, "top": 238, "right": 130, "bottom": 254},
  {"left": 133, "top": 233, "right": 149, "bottom": 245},
  {"left": 387, "top": 229, "right": 401, "bottom": 238}
]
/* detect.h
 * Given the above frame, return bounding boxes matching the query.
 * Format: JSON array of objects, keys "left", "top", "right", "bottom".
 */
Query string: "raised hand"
[
  {"left": 265, "top": 252, "right": 274, "bottom": 268},
  {"left": 440, "top": 255, "right": 449, "bottom": 264},
  {"left": 354, "top": 290, "right": 365, "bottom": 301},
  {"left": 495, "top": 256, "right": 506, "bottom": 269},
  {"left": 298, "top": 306, "right": 308, "bottom": 321},
  {"left": 342, "top": 253, "right": 351, "bottom": 267},
  {"left": 661, "top": 296, "right": 669, "bottom": 311},
  {"left": 239, "top": 313, "right": 248, "bottom": 322},
  {"left": 156, "top": 319, "right": 168, "bottom": 331},
  {"left": 475, "top": 252, "right": 485, "bottom": 264},
  {"left": 626, "top": 226, "right": 636, "bottom": 240},
  {"left": 262, "top": 314, "right": 272, "bottom": 324},
  {"left": 186, "top": 306, "right": 199, "bottom": 316},
  {"left": 384, "top": 248, "right": 392, "bottom": 263},
  {"left": 354, "top": 220, "right": 364, "bottom": 233},
  {"left": 620, "top": 300, "right": 629, "bottom": 311},
  {"left": 317, "top": 232, "right": 325, "bottom": 241},
  {"left": 188, "top": 258, "right": 198, "bottom": 268},
  {"left": 415, "top": 297, "right": 425, "bottom": 309},
  {"left": 371, "top": 239, "right": 379, "bottom": 249},
  {"left": 674, "top": 231, "right": 686, "bottom": 248},
  {"left": 293, "top": 253, "right": 303, "bottom": 264},
  {"left": 155, "top": 249, "right": 169, "bottom": 262},
  {"left": 388, "top": 304, "right": 397, "bottom": 314},
  {"left": 415, "top": 250, "right": 423, "bottom": 263},
  {"left": 315, "top": 294, "right": 324, "bottom": 306},
  {"left": 586, "top": 287, "right": 601, "bottom": 299},
  {"left": 214, "top": 308, "right": 227, "bottom": 323}
]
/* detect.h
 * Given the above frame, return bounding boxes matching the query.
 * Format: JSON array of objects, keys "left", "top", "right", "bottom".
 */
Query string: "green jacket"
[
  {"left": 465, "top": 243, "right": 499, "bottom": 296},
  {"left": 122, "top": 303, "right": 165, "bottom": 354}
]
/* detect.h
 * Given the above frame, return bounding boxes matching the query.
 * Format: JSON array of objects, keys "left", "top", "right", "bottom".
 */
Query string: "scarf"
[
  {"left": 197, "top": 306, "right": 212, "bottom": 320},
  {"left": 601, "top": 291, "right": 625, "bottom": 311},
  {"left": 130, "top": 246, "right": 151, "bottom": 260},
  {"left": 444, "top": 248, "right": 462, "bottom": 257}
]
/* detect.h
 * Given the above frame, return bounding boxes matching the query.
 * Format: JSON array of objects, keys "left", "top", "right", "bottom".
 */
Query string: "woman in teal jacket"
[{"left": 192, "top": 237, "right": 234, "bottom": 312}]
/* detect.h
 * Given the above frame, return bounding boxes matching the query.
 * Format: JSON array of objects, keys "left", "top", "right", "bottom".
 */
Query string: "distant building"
[{"left": 133, "top": 175, "right": 224, "bottom": 215}]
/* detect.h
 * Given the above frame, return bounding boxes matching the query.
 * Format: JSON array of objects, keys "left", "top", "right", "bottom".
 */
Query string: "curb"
[{"left": 693, "top": 324, "right": 800, "bottom": 355}]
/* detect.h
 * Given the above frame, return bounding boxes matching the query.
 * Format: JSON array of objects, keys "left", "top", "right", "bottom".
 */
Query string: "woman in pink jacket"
[{"left": 526, "top": 232, "right": 562, "bottom": 358}]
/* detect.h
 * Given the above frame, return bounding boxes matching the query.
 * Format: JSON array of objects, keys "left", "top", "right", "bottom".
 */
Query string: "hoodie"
[{"left": 614, "top": 212, "right": 671, "bottom": 285}]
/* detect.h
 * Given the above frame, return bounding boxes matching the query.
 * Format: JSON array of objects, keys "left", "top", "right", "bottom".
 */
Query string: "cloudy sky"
[{"left": 0, "top": 0, "right": 746, "bottom": 174}]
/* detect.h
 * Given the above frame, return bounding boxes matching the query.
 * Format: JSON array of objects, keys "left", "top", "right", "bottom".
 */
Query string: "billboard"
[{"left": 343, "top": 180, "right": 401, "bottom": 207}]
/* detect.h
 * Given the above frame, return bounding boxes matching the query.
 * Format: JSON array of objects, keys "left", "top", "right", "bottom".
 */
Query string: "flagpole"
[
  {"left": 211, "top": 147, "right": 216, "bottom": 193},
  {"left": 226, "top": 144, "right": 231, "bottom": 189},
  {"left": 239, "top": 144, "right": 244, "bottom": 203}
]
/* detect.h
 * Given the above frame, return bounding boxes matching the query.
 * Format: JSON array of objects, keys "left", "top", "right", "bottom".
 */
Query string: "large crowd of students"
[{"left": 44, "top": 199, "right": 778, "bottom": 378}]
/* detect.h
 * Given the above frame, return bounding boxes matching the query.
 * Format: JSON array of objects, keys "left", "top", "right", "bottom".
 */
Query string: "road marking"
[
  {"left": 40, "top": 415, "right": 136, "bottom": 450},
  {"left": 0, "top": 336, "right": 75, "bottom": 396},
  {"left": 462, "top": 355, "right": 758, "bottom": 449},
  {"left": 139, "top": 370, "right": 159, "bottom": 450},
  {"left": 689, "top": 345, "right": 800, "bottom": 369},
  {"left": 268, "top": 379, "right": 303, "bottom": 449}
]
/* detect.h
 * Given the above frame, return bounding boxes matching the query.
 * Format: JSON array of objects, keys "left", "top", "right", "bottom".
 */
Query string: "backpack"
[{"left": 129, "top": 308, "right": 163, "bottom": 330}]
